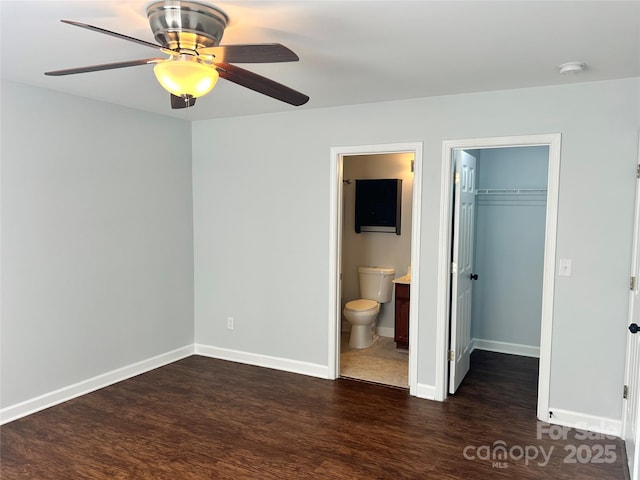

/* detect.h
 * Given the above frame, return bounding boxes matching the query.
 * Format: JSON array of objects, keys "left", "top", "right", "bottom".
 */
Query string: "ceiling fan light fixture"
[
  {"left": 153, "top": 56, "right": 219, "bottom": 98},
  {"left": 46, "top": 3, "right": 308, "bottom": 109}
]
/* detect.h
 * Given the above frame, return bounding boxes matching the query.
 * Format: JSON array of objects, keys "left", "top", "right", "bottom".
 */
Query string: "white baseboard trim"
[
  {"left": 376, "top": 326, "right": 394, "bottom": 338},
  {"left": 544, "top": 407, "right": 622, "bottom": 439},
  {"left": 472, "top": 338, "right": 540, "bottom": 358},
  {"left": 0, "top": 345, "right": 194, "bottom": 425},
  {"left": 415, "top": 383, "right": 437, "bottom": 400},
  {"left": 195, "top": 344, "right": 329, "bottom": 379}
]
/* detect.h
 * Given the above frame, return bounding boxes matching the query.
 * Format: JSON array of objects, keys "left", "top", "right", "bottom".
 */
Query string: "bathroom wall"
[
  {"left": 471, "top": 146, "right": 549, "bottom": 355},
  {"left": 341, "top": 153, "right": 414, "bottom": 335}
]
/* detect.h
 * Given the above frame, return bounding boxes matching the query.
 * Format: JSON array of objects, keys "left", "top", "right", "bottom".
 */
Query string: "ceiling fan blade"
[
  {"left": 198, "top": 44, "right": 299, "bottom": 63},
  {"left": 215, "top": 62, "right": 309, "bottom": 106},
  {"left": 45, "top": 58, "right": 164, "bottom": 76},
  {"left": 171, "top": 94, "right": 196, "bottom": 109},
  {"left": 60, "top": 19, "right": 165, "bottom": 51}
]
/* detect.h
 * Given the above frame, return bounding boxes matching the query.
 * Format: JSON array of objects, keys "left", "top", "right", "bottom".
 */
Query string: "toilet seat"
[{"left": 345, "top": 299, "right": 378, "bottom": 312}]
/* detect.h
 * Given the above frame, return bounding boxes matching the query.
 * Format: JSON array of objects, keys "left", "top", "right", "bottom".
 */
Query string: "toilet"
[{"left": 344, "top": 266, "right": 396, "bottom": 349}]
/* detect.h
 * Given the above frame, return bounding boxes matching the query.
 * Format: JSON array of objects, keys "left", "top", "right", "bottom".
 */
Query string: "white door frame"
[
  {"left": 328, "top": 142, "right": 423, "bottom": 395},
  {"left": 435, "top": 134, "right": 561, "bottom": 422}
]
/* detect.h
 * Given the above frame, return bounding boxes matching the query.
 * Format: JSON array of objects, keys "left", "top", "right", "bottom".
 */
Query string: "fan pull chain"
[{"left": 184, "top": 96, "right": 191, "bottom": 120}]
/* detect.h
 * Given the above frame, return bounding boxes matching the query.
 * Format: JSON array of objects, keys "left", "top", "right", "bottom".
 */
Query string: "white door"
[
  {"left": 623, "top": 158, "right": 640, "bottom": 480},
  {"left": 449, "top": 150, "right": 477, "bottom": 394}
]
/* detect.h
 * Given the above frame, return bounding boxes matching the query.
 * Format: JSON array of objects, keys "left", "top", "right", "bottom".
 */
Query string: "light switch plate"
[{"left": 559, "top": 258, "right": 572, "bottom": 277}]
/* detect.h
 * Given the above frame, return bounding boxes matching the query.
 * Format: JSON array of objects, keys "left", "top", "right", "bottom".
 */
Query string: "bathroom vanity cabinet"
[{"left": 394, "top": 283, "right": 410, "bottom": 349}]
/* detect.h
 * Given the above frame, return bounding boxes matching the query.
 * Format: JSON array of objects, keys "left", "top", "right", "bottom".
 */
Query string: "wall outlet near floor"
[{"left": 227, "top": 317, "right": 234, "bottom": 330}]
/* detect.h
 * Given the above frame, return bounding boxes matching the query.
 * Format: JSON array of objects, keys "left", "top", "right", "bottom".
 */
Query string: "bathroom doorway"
[
  {"left": 328, "top": 142, "right": 423, "bottom": 395},
  {"left": 340, "top": 153, "right": 413, "bottom": 388}
]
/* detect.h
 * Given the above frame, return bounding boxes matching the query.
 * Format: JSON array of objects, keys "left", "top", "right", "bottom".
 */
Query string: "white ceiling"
[{"left": 2, "top": 0, "right": 639, "bottom": 121}]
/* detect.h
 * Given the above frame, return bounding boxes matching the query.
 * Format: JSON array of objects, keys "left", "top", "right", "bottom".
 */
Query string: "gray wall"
[
  {"left": 1, "top": 77, "right": 637, "bottom": 425},
  {"left": 192, "top": 78, "right": 639, "bottom": 422},
  {"left": 1, "top": 82, "right": 195, "bottom": 408},
  {"left": 471, "top": 146, "right": 549, "bottom": 350},
  {"left": 341, "top": 153, "right": 413, "bottom": 333}
]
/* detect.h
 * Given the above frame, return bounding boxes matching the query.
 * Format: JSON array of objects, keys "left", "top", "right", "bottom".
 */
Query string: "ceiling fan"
[{"left": 45, "top": 1, "right": 309, "bottom": 109}]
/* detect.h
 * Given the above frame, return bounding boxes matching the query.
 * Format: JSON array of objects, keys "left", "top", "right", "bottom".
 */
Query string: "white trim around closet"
[{"left": 435, "top": 133, "right": 561, "bottom": 426}]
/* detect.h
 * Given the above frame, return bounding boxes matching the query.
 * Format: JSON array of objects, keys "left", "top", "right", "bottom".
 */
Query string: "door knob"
[
  {"left": 630, "top": 323, "right": 640, "bottom": 334},
  {"left": 470, "top": 273, "right": 478, "bottom": 280}
]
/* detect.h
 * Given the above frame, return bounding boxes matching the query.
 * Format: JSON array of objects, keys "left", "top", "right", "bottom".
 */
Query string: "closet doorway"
[
  {"left": 436, "top": 134, "right": 561, "bottom": 423},
  {"left": 450, "top": 145, "right": 549, "bottom": 393}
]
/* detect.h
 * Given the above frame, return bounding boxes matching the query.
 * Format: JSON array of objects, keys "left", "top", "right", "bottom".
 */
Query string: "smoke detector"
[{"left": 558, "top": 62, "right": 586, "bottom": 75}]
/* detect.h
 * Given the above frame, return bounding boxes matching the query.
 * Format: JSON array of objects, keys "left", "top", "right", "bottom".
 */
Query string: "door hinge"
[
  {"left": 448, "top": 350, "right": 455, "bottom": 361},
  {"left": 636, "top": 164, "right": 640, "bottom": 179},
  {"left": 624, "top": 384, "right": 629, "bottom": 399},
  {"left": 631, "top": 276, "right": 637, "bottom": 291},
  {"left": 451, "top": 262, "right": 458, "bottom": 274}
]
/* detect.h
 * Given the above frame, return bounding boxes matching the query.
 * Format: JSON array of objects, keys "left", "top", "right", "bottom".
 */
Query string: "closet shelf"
[{"left": 476, "top": 188, "right": 547, "bottom": 195}]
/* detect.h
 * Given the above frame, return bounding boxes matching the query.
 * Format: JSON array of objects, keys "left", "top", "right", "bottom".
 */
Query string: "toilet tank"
[{"left": 358, "top": 266, "right": 396, "bottom": 303}]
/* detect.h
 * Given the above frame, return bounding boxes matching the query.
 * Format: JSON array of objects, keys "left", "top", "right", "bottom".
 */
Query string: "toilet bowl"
[
  {"left": 343, "top": 266, "right": 395, "bottom": 349},
  {"left": 344, "top": 299, "right": 380, "bottom": 349}
]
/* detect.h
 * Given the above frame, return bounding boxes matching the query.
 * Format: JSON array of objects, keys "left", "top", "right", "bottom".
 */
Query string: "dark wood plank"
[{"left": 0, "top": 351, "right": 629, "bottom": 479}]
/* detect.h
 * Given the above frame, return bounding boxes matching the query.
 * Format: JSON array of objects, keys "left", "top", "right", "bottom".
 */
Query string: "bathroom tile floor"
[{"left": 339, "top": 332, "right": 408, "bottom": 388}]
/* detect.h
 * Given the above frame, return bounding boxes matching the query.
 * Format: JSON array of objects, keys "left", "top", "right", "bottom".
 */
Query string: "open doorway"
[
  {"left": 329, "top": 142, "right": 423, "bottom": 396},
  {"left": 449, "top": 145, "right": 549, "bottom": 398},
  {"left": 339, "top": 153, "right": 413, "bottom": 388},
  {"left": 435, "top": 134, "right": 561, "bottom": 423}
]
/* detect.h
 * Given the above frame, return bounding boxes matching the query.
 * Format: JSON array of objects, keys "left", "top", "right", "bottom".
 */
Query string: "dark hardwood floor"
[{"left": 1, "top": 350, "right": 628, "bottom": 479}]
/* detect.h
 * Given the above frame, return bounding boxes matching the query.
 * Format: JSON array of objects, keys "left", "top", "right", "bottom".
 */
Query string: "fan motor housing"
[{"left": 147, "top": 1, "right": 229, "bottom": 51}]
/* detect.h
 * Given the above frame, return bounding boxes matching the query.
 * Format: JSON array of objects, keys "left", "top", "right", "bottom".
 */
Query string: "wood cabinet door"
[{"left": 395, "top": 284, "right": 410, "bottom": 349}]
